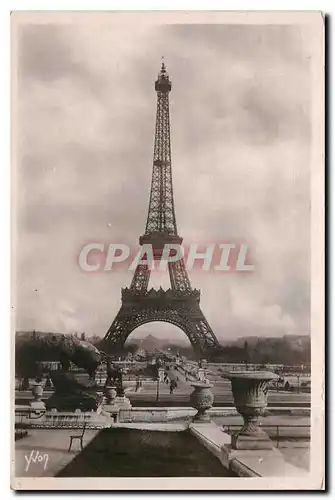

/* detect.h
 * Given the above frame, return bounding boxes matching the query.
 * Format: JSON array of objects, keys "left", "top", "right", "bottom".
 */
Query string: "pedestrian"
[
  {"left": 170, "top": 379, "right": 177, "bottom": 394},
  {"left": 45, "top": 375, "right": 52, "bottom": 390}
]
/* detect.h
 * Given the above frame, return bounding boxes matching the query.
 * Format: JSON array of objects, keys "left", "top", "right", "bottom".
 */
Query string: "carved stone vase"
[
  {"left": 225, "top": 371, "right": 278, "bottom": 449},
  {"left": 190, "top": 382, "right": 214, "bottom": 422},
  {"left": 30, "top": 383, "right": 46, "bottom": 410},
  {"left": 32, "top": 383, "right": 43, "bottom": 402},
  {"left": 104, "top": 386, "right": 117, "bottom": 404}
]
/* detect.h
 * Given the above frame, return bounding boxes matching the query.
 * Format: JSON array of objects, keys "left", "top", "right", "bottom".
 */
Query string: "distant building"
[{"left": 37, "top": 361, "right": 61, "bottom": 371}]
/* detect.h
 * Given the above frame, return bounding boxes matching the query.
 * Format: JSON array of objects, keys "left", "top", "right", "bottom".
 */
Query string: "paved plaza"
[
  {"left": 15, "top": 429, "right": 100, "bottom": 477},
  {"left": 15, "top": 416, "right": 310, "bottom": 478}
]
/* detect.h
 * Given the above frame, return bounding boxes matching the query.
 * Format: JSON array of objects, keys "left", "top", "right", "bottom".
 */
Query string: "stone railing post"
[{"left": 158, "top": 367, "right": 165, "bottom": 383}]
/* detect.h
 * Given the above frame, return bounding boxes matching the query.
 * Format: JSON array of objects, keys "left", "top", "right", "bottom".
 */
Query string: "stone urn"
[
  {"left": 190, "top": 382, "right": 214, "bottom": 422},
  {"left": 104, "top": 386, "right": 117, "bottom": 404},
  {"left": 225, "top": 371, "right": 278, "bottom": 449},
  {"left": 30, "top": 383, "right": 45, "bottom": 410},
  {"left": 32, "top": 383, "right": 43, "bottom": 402}
]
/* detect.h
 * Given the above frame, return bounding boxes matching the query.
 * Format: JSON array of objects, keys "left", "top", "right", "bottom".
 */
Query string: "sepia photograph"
[{"left": 11, "top": 10, "right": 325, "bottom": 490}]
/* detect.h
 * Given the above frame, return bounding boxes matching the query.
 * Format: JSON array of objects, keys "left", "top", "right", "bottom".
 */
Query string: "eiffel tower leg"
[
  {"left": 189, "top": 311, "right": 220, "bottom": 358},
  {"left": 173, "top": 300, "right": 220, "bottom": 359},
  {"left": 104, "top": 309, "right": 128, "bottom": 347},
  {"left": 103, "top": 307, "right": 132, "bottom": 351},
  {"left": 168, "top": 259, "right": 192, "bottom": 293},
  {"left": 130, "top": 263, "right": 151, "bottom": 294}
]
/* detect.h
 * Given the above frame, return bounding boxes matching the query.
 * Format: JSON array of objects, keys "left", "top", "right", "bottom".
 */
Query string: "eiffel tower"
[{"left": 104, "top": 62, "right": 221, "bottom": 358}]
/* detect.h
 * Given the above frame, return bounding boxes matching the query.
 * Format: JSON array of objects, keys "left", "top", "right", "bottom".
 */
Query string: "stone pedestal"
[
  {"left": 231, "top": 433, "right": 274, "bottom": 450},
  {"left": 102, "top": 392, "right": 132, "bottom": 423},
  {"left": 46, "top": 371, "right": 102, "bottom": 411},
  {"left": 190, "top": 382, "right": 214, "bottom": 422},
  {"left": 102, "top": 404, "right": 120, "bottom": 422},
  {"left": 224, "top": 371, "right": 278, "bottom": 450},
  {"left": 29, "top": 400, "right": 46, "bottom": 410},
  {"left": 115, "top": 396, "right": 132, "bottom": 423},
  {"left": 114, "top": 395, "right": 132, "bottom": 409}
]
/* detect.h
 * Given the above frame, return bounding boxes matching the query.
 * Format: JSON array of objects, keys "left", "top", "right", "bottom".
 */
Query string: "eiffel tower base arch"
[{"left": 104, "top": 289, "right": 221, "bottom": 359}]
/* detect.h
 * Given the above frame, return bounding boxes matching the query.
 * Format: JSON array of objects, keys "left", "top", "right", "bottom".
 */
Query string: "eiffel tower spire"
[
  {"left": 144, "top": 62, "right": 176, "bottom": 236},
  {"left": 140, "top": 61, "right": 181, "bottom": 247}
]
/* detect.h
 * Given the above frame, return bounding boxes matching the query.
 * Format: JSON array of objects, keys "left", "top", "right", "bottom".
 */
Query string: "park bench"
[{"left": 68, "top": 422, "right": 87, "bottom": 451}]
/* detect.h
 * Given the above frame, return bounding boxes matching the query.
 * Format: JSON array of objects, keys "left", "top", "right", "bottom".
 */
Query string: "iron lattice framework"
[
  {"left": 104, "top": 63, "right": 221, "bottom": 358},
  {"left": 145, "top": 64, "right": 176, "bottom": 236}
]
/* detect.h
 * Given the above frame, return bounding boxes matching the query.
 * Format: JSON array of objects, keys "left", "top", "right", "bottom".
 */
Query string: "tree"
[{"left": 15, "top": 341, "right": 43, "bottom": 379}]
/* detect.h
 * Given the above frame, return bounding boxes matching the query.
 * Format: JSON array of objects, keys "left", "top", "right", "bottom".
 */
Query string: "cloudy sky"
[{"left": 14, "top": 14, "right": 313, "bottom": 342}]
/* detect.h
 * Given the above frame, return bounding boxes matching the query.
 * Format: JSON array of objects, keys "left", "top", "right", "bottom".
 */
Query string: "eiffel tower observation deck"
[{"left": 104, "top": 62, "right": 221, "bottom": 358}]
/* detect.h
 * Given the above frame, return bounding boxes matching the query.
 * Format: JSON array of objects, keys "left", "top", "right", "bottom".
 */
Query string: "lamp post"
[
  {"left": 156, "top": 377, "right": 160, "bottom": 402},
  {"left": 116, "top": 367, "right": 126, "bottom": 397},
  {"left": 244, "top": 340, "right": 249, "bottom": 371}
]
